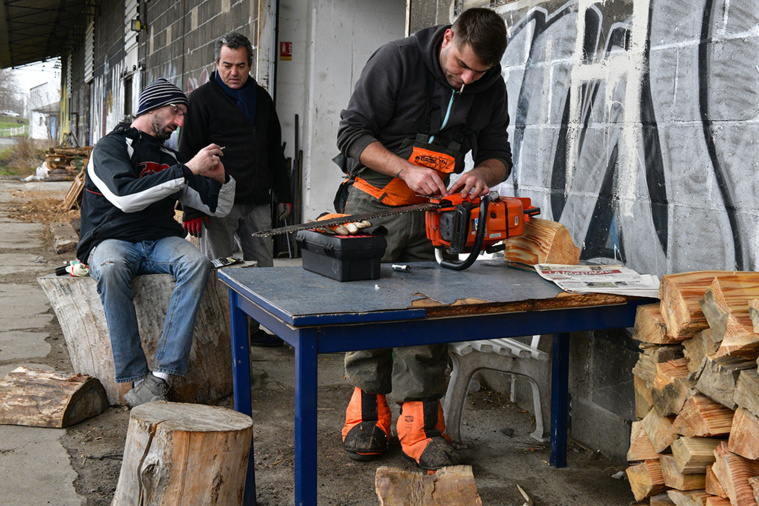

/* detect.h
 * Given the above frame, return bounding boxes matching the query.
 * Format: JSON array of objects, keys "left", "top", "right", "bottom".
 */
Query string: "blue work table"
[{"left": 218, "top": 260, "right": 652, "bottom": 505}]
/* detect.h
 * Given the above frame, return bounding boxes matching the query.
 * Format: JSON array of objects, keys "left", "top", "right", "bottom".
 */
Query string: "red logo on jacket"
[{"left": 138, "top": 162, "right": 170, "bottom": 177}]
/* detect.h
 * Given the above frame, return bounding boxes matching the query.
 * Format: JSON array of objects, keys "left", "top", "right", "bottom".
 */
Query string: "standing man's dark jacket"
[
  {"left": 77, "top": 124, "right": 236, "bottom": 263},
  {"left": 179, "top": 73, "right": 292, "bottom": 212}
]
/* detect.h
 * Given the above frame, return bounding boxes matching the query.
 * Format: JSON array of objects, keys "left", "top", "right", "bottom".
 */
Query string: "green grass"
[{"left": 0, "top": 114, "right": 28, "bottom": 132}]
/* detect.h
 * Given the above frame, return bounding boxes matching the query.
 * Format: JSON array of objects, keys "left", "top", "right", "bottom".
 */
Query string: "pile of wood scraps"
[
  {"left": 627, "top": 270, "right": 759, "bottom": 505},
  {"left": 46, "top": 146, "right": 92, "bottom": 177}
]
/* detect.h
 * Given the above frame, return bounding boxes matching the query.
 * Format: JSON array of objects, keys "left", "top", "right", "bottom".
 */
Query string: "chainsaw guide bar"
[{"left": 251, "top": 202, "right": 444, "bottom": 237}]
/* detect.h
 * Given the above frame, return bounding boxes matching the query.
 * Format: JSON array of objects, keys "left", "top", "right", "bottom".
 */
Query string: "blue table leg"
[
  {"left": 229, "top": 289, "right": 256, "bottom": 505},
  {"left": 293, "top": 329, "right": 318, "bottom": 506},
  {"left": 550, "top": 332, "right": 570, "bottom": 468}
]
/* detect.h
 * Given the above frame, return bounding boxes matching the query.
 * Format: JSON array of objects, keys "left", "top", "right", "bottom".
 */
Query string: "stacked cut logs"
[
  {"left": 46, "top": 146, "right": 92, "bottom": 177},
  {"left": 627, "top": 271, "right": 759, "bottom": 505}
]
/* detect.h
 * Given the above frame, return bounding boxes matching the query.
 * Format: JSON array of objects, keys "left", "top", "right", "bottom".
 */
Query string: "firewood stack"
[
  {"left": 45, "top": 147, "right": 92, "bottom": 177},
  {"left": 627, "top": 271, "right": 759, "bottom": 505}
]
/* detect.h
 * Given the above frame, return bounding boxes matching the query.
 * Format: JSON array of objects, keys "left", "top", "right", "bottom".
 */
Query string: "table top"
[{"left": 218, "top": 259, "right": 631, "bottom": 326}]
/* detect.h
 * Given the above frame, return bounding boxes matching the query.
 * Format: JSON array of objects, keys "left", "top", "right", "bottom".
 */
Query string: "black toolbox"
[{"left": 295, "top": 230, "right": 387, "bottom": 282}]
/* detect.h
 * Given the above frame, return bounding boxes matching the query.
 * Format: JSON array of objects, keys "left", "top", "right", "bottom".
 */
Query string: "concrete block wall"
[{"left": 411, "top": 0, "right": 759, "bottom": 461}]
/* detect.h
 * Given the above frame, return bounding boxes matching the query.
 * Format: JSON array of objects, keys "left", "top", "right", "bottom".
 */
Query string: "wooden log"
[
  {"left": 662, "top": 454, "right": 707, "bottom": 490},
  {"left": 652, "top": 358, "right": 696, "bottom": 417},
  {"left": 502, "top": 218, "right": 580, "bottom": 266},
  {"left": 671, "top": 437, "right": 721, "bottom": 474},
  {"left": 374, "top": 465, "right": 483, "bottom": 505},
  {"left": 695, "top": 356, "right": 756, "bottom": 410},
  {"left": 682, "top": 329, "right": 720, "bottom": 376},
  {"left": 635, "top": 374, "right": 654, "bottom": 420},
  {"left": 749, "top": 476, "right": 759, "bottom": 504},
  {"left": 712, "top": 440, "right": 759, "bottom": 506},
  {"left": 634, "top": 345, "right": 685, "bottom": 387},
  {"left": 701, "top": 275, "right": 759, "bottom": 357},
  {"left": 642, "top": 408, "right": 678, "bottom": 453},
  {"left": 650, "top": 492, "right": 676, "bottom": 505},
  {"left": 666, "top": 489, "right": 710, "bottom": 506},
  {"left": 659, "top": 271, "right": 731, "bottom": 340},
  {"left": 628, "top": 420, "right": 659, "bottom": 462},
  {"left": 112, "top": 402, "right": 252, "bottom": 505},
  {"left": 627, "top": 459, "right": 667, "bottom": 501},
  {"left": 672, "top": 395, "right": 734, "bottom": 438},
  {"left": 734, "top": 369, "right": 759, "bottom": 418},
  {"left": 635, "top": 304, "right": 681, "bottom": 344},
  {"left": 704, "top": 496, "right": 732, "bottom": 506},
  {"left": 705, "top": 464, "right": 728, "bottom": 498},
  {"left": 38, "top": 271, "right": 233, "bottom": 406},
  {"left": 0, "top": 366, "right": 107, "bottom": 428},
  {"left": 727, "top": 407, "right": 759, "bottom": 460},
  {"left": 750, "top": 298, "right": 759, "bottom": 333},
  {"left": 62, "top": 168, "right": 86, "bottom": 211}
]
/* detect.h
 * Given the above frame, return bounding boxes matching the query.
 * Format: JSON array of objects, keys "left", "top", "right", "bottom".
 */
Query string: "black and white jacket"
[{"left": 77, "top": 123, "right": 235, "bottom": 263}]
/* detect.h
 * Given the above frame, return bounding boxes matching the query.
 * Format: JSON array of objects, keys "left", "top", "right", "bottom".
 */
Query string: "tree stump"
[
  {"left": 113, "top": 402, "right": 253, "bottom": 505},
  {"left": 0, "top": 366, "right": 107, "bottom": 428},
  {"left": 37, "top": 271, "right": 233, "bottom": 406}
]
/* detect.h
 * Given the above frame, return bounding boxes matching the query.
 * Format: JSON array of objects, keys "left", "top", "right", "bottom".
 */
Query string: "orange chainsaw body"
[{"left": 425, "top": 194, "right": 535, "bottom": 253}]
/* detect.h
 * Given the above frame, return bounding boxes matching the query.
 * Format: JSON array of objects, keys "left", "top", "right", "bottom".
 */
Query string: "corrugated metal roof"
[{"left": 0, "top": 0, "right": 94, "bottom": 68}]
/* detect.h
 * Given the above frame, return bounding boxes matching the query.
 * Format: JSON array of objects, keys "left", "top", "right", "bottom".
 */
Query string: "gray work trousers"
[
  {"left": 343, "top": 186, "right": 448, "bottom": 401},
  {"left": 198, "top": 203, "right": 273, "bottom": 334}
]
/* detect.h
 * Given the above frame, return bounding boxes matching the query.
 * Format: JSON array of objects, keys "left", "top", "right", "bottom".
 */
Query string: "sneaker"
[
  {"left": 124, "top": 373, "right": 169, "bottom": 408},
  {"left": 397, "top": 399, "right": 461, "bottom": 470},
  {"left": 342, "top": 387, "right": 392, "bottom": 461}
]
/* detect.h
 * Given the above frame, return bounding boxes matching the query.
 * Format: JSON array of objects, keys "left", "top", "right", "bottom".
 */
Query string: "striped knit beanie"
[{"left": 136, "top": 78, "right": 188, "bottom": 116}]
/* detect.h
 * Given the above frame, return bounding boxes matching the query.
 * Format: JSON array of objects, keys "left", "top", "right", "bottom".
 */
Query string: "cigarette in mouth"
[{"left": 460, "top": 83, "right": 465, "bottom": 94}]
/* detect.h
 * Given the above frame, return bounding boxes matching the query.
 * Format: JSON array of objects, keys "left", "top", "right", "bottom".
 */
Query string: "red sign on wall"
[{"left": 280, "top": 42, "right": 292, "bottom": 61}]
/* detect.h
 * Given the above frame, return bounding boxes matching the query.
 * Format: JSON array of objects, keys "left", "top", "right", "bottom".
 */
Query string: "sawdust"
[{"left": 5, "top": 189, "right": 80, "bottom": 226}]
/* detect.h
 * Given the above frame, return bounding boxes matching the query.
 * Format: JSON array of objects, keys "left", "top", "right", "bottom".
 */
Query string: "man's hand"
[
  {"left": 314, "top": 213, "right": 372, "bottom": 235},
  {"left": 448, "top": 159, "right": 508, "bottom": 198},
  {"left": 277, "top": 202, "right": 292, "bottom": 221},
  {"left": 183, "top": 216, "right": 208, "bottom": 237},
  {"left": 185, "top": 144, "right": 226, "bottom": 183},
  {"left": 397, "top": 162, "right": 449, "bottom": 197}
]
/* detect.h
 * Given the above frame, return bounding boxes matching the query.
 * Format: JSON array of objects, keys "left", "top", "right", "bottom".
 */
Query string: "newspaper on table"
[{"left": 534, "top": 264, "right": 660, "bottom": 298}]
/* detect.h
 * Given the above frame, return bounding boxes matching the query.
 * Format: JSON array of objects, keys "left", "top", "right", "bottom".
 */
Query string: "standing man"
[
  {"left": 77, "top": 78, "right": 236, "bottom": 408},
  {"left": 179, "top": 32, "right": 293, "bottom": 347},
  {"left": 337, "top": 8, "right": 512, "bottom": 470}
]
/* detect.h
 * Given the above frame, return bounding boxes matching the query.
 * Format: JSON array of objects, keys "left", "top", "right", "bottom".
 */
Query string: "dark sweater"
[
  {"left": 179, "top": 74, "right": 292, "bottom": 211},
  {"left": 77, "top": 124, "right": 236, "bottom": 263},
  {"left": 337, "top": 25, "right": 513, "bottom": 183}
]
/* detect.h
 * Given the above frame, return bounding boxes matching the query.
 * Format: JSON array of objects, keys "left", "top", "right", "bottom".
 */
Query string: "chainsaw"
[{"left": 251, "top": 192, "right": 540, "bottom": 270}]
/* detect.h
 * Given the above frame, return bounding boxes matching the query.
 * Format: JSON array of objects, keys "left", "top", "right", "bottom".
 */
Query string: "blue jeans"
[{"left": 88, "top": 237, "right": 211, "bottom": 383}]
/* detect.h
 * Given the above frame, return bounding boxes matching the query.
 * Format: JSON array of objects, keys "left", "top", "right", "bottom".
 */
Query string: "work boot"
[
  {"left": 342, "top": 387, "right": 392, "bottom": 461},
  {"left": 124, "top": 373, "right": 169, "bottom": 408},
  {"left": 397, "top": 399, "right": 461, "bottom": 471}
]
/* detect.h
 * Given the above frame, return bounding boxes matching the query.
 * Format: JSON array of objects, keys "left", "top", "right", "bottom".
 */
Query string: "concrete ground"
[{"left": 0, "top": 178, "right": 638, "bottom": 505}]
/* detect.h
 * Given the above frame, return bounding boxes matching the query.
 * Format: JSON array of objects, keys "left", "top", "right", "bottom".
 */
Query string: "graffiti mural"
[{"left": 496, "top": 0, "right": 759, "bottom": 275}]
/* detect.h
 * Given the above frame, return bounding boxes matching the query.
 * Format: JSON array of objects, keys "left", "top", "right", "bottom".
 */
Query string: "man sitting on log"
[{"left": 76, "top": 78, "right": 236, "bottom": 408}]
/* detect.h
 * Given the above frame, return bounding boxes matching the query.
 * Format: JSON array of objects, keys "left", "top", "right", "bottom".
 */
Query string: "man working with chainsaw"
[{"left": 336, "top": 8, "right": 513, "bottom": 470}]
